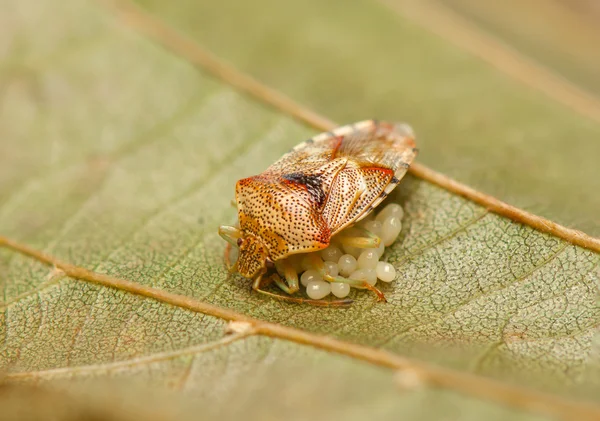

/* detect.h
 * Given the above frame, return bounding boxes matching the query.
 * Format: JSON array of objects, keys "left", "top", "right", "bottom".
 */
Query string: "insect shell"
[{"left": 219, "top": 120, "right": 417, "bottom": 305}]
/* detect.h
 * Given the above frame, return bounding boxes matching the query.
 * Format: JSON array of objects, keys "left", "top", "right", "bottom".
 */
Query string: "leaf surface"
[
  {"left": 132, "top": 0, "right": 600, "bottom": 236},
  {"left": 1, "top": 0, "right": 599, "bottom": 420}
]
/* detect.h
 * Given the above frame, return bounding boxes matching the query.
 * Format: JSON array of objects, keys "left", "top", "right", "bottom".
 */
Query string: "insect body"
[{"left": 219, "top": 120, "right": 417, "bottom": 304}]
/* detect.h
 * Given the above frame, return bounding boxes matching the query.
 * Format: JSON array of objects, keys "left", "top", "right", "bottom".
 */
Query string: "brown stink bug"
[{"left": 219, "top": 120, "right": 417, "bottom": 305}]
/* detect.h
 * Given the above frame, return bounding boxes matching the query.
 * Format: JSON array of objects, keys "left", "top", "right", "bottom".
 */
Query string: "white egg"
[
  {"left": 363, "top": 220, "right": 383, "bottom": 237},
  {"left": 357, "top": 249, "right": 379, "bottom": 270},
  {"left": 375, "top": 241, "right": 386, "bottom": 258},
  {"left": 376, "top": 261, "right": 396, "bottom": 283},
  {"left": 338, "top": 254, "right": 358, "bottom": 277},
  {"left": 357, "top": 212, "right": 375, "bottom": 227},
  {"left": 380, "top": 216, "right": 402, "bottom": 246},
  {"left": 349, "top": 269, "right": 366, "bottom": 281},
  {"left": 350, "top": 268, "right": 377, "bottom": 286},
  {"left": 320, "top": 246, "right": 343, "bottom": 263},
  {"left": 364, "top": 268, "right": 378, "bottom": 286},
  {"left": 323, "top": 261, "right": 339, "bottom": 277},
  {"left": 376, "top": 203, "right": 404, "bottom": 223},
  {"left": 300, "top": 269, "right": 323, "bottom": 287},
  {"left": 306, "top": 281, "right": 331, "bottom": 299},
  {"left": 342, "top": 242, "right": 363, "bottom": 258},
  {"left": 331, "top": 282, "right": 350, "bottom": 298}
]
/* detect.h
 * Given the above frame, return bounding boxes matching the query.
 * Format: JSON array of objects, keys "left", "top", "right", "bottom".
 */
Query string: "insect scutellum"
[{"left": 219, "top": 119, "right": 417, "bottom": 306}]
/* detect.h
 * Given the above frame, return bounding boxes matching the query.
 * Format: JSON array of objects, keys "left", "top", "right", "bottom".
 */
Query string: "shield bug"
[{"left": 219, "top": 120, "right": 417, "bottom": 305}]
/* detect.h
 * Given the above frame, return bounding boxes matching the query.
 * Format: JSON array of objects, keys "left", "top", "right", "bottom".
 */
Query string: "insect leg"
[
  {"left": 223, "top": 239, "right": 241, "bottom": 274},
  {"left": 224, "top": 242, "right": 234, "bottom": 268},
  {"left": 224, "top": 242, "right": 232, "bottom": 264},
  {"left": 254, "top": 273, "right": 353, "bottom": 307},
  {"left": 323, "top": 274, "right": 387, "bottom": 302},
  {"left": 353, "top": 226, "right": 381, "bottom": 242},
  {"left": 274, "top": 259, "right": 299, "bottom": 294},
  {"left": 228, "top": 258, "right": 239, "bottom": 274},
  {"left": 252, "top": 273, "right": 265, "bottom": 291},
  {"left": 336, "top": 228, "right": 381, "bottom": 249},
  {"left": 219, "top": 225, "right": 242, "bottom": 246},
  {"left": 270, "top": 272, "right": 298, "bottom": 295}
]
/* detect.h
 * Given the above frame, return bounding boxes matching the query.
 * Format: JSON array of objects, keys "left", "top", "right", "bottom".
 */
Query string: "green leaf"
[
  {"left": 1, "top": 0, "right": 599, "bottom": 420},
  {"left": 131, "top": 0, "right": 600, "bottom": 236}
]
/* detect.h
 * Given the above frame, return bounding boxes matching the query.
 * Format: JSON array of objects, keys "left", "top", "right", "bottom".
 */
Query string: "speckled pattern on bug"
[{"left": 219, "top": 120, "right": 417, "bottom": 305}]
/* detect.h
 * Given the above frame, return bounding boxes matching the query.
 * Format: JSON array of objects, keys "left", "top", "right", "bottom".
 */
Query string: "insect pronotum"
[{"left": 219, "top": 120, "right": 417, "bottom": 305}]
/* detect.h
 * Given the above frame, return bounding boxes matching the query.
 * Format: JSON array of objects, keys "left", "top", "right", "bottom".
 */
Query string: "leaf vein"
[
  {"left": 393, "top": 210, "right": 489, "bottom": 265},
  {"left": 376, "top": 243, "right": 571, "bottom": 346},
  {"left": 5, "top": 331, "right": 249, "bottom": 380}
]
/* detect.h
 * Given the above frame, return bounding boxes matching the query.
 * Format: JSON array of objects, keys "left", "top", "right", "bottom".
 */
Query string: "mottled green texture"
[
  {"left": 133, "top": 0, "right": 600, "bottom": 236},
  {"left": 1, "top": 0, "right": 599, "bottom": 419}
]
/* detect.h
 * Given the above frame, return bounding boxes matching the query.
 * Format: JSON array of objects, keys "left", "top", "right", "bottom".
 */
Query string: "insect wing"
[
  {"left": 238, "top": 120, "right": 416, "bottom": 259},
  {"left": 265, "top": 134, "right": 342, "bottom": 175},
  {"left": 280, "top": 120, "right": 417, "bottom": 235}
]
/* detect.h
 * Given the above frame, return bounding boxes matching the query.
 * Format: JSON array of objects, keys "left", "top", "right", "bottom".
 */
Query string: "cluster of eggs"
[{"left": 284, "top": 203, "right": 404, "bottom": 300}]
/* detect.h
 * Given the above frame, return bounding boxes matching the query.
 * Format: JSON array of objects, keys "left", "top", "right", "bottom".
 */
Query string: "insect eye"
[{"left": 237, "top": 238, "right": 243, "bottom": 247}]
